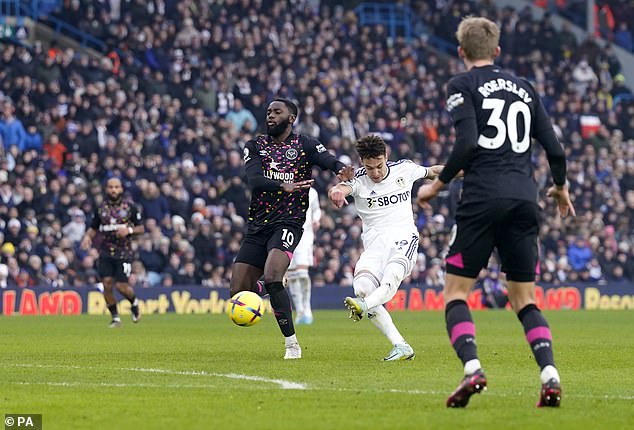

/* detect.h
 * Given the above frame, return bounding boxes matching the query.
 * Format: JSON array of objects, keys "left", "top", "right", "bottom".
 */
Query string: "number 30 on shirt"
[{"left": 478, "top": 99, "right": 532, "bottom": 153}]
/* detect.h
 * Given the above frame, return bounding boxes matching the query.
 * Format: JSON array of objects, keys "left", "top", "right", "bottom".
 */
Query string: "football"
[{"left": 227, "top": 291, "right": 264, "bottom": 326}]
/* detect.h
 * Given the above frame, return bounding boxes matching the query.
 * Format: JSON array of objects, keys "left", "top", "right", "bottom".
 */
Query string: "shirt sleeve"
[
  {"left": 131, "top": 204, "right": 143, "bottom": 226},
  {"left": 531, "top": 90, "right": 567, "bottom": 186},
  {"left": 446, "top": 76, "right": 477, "bottom": 122},
  {"left": 439, "top": 77, "right": 479, "bottom": 183},
  {"left": 90, "top": 206, "right": 101, "bottom": 230},
  {"left": 243, "top": 139, "right": 282, "bottom": 192},
  {"left": 403, "top": 160, "right": 428, "bottom": 182},
  {"left": 303, "top": 136, "right": 345, "bottom": 174}
]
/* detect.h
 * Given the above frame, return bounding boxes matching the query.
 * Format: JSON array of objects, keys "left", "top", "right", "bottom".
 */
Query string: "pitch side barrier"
[{"left": 1, "top": 282, "right": 633, "bottom": 316}]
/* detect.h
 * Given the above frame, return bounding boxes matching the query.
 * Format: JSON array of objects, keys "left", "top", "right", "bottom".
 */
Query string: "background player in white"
[
  {"left": 287, "top": 187, "right": 321, "bottom": 325},
  {"left": 329, "top": 135, "right": 443, "bottom": 360}
]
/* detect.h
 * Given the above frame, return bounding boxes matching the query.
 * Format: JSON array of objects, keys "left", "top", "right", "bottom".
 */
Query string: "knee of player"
[{"left": 262, "top": 265, "right": 287, "bottom": 284}]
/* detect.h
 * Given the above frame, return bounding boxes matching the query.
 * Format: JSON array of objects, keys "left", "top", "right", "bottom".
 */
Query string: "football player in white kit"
[
  {"left": 328, "top": 135, "right": 443, "bottom": 360},
  {"left": 287, "top": 187, "right": 321, "bottom": 325}
]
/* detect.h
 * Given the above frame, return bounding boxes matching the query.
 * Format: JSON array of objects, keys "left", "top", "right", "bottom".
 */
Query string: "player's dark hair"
[
  {"left": 272, "top": 98, "right": 299, "bottom": 117},
  {"left": 356, "top": 135, "right": 387, "bottom": 160},
  {"left": 105, "top": 176, "right": 123, "bottom": 188}
]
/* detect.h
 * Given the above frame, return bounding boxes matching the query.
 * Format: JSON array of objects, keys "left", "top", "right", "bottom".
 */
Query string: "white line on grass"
[
  {"left": 123, "top": 367, "right": 307, "bottom": 390},
  {"left": 9, "top": 363, "right": 307, "bottom": 390},
  {"left": 8, "top": 364, "right": 634, "bottom": 400}
]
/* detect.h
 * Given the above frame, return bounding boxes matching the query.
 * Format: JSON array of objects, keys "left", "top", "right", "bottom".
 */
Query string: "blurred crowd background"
[{"left": 0, "top": 0, "right": 632, "bottom": 291}]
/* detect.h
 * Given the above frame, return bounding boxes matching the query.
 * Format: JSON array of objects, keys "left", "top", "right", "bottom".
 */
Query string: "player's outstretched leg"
[
  {"left": 365, "top": 306, "right": 415, "bottom": 361},
  {"left": 517, "top": 304, "right": 561, "bottom": 407},
  {"left": 445, "top": 299, "right": 486, "bottom": 407}
]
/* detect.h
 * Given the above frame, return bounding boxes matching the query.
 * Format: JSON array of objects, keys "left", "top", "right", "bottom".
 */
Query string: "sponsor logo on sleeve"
[{"left": 446, "top": 92, "right": 464, "bottom": 112}]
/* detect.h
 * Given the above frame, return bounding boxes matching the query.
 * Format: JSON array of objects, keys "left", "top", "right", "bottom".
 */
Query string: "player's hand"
[
  {"left": 116, "top": 226, "right": 130, "bottom": 238},
  {"left": 328, "top": 186, "right": 348, "bottom": 208},
  {"left": 337, "top": 165, "right": 355, "bottom": 181},
  {"left": 546, "top": 184, "right": 576, "bottom": 218},
  {"left": 281, "top": 179, "right": 314, "bottom": 193},
  {"left": 416, "top": 179, "right": 443, "bottom": 207},
  {"left": 426, "top": 165, "right": 444, "bottom": 180}
]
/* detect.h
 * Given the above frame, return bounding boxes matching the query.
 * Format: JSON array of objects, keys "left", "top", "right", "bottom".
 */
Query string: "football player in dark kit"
[
  {"left": 80, "top": 177, "right": 144, "bottom": 328},
  {"left": 417, "top": 17, "right": 575, "bottom": 408},
  {"left": 231, "top": 99, "right": 354, "bottom": 359}
]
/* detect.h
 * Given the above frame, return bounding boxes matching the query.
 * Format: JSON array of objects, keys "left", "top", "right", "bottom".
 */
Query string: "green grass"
[{"left": 1, "top": 311, "right": 633, "bottom": 429}]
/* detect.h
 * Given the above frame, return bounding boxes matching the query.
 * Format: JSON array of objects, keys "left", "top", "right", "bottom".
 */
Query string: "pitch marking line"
[
  {"left": 7, "top": 364, "right": 634, "bottom": 400},
  {"left": 9, "top": 363, "right": 307, "bottom": 390}
]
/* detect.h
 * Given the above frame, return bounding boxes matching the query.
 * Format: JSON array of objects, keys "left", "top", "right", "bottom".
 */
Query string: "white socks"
[
  {"left": 288, "top": 275, "right": 312, "bottom": 318},
  {"left": 285, "top": 334, "right": 299, "bottom": 346},
  {"left": 287, "top": 278, "right": 305, "bottom": 316},
  {"left": 541, "top": 365, "right": 560, "bottom": 384},
  {"left": 464, "top": 359, "right": 482, "bottom": 375},
  {"left": 368, "top": 305, "right": 406, "bottom": 346}
]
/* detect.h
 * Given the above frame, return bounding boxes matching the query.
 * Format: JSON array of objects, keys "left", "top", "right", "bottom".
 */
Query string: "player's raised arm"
[{"left": 303, "top": 136, "right": 353, "bottom": 180}]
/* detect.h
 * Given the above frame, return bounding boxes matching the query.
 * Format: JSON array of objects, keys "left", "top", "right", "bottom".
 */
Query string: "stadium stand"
[{"left": 0, "top": 0, "right": 632, "bottom": 290}]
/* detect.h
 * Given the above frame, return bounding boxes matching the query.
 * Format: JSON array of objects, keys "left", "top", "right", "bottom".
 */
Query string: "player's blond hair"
[{"left": 456, "top": 17, "right": 500, "bottom": 62}]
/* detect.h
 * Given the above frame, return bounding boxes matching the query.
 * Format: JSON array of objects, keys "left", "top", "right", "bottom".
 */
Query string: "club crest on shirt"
[
  {"left": 285, "top": 148, "right": 298, "bottom": 160},
  {"left": 396, "top": 177, "right": 405, "bottom": 188}
]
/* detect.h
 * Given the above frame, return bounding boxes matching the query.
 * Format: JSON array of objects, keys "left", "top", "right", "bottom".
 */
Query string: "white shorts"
[
  {"left": 355, "top": 230, "right": 419, "bottom": 280},
  {"left": 288, "top": 236, "right": 314, "bottom": 270}
]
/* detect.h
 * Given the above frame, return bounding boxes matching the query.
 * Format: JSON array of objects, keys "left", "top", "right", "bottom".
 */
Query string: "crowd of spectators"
[
  {"left": 546, "top": 0, "right": 634, "bottom": 52},
  {"left": 0, "top": 0, "right": 632, "bottom": 291}
]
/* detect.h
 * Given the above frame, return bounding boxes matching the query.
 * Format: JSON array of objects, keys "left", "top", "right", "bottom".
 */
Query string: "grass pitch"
[{"left": 1, "top": 310, "right": 633, "bottom": 429}]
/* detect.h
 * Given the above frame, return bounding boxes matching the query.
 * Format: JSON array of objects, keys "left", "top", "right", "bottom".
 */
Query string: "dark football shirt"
[
  {"left": 90, "top": 198, "right": 143, "bottom": 259},
  {"left": 440, "top": 64, "right": 566, "bottom": 204},
  {"left": 242, "top": 133, "right": 343, "bottom": 233}
]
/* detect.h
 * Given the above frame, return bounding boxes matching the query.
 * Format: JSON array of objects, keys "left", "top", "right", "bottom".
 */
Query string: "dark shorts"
[
  {"left": 98, "top": 255, "right": 132, "bottom": 283},
  {"left": 445, "top": 199, "right": 539, "bottom": 282},
  {"left": 234, "top": 223, "right": 304, "bottom": 269}
]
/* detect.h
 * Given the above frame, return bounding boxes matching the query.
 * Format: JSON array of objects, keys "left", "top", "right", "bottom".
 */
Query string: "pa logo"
[{"left": 285, "top": 148, "right": 298, "bottom": 160}]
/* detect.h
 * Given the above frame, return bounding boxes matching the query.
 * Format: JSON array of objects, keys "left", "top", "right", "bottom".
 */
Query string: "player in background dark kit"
[
  {"left": 80, "top": 177, "right": 145, "bottom": 328},
  {"left": 416, "top": 17, "right": 575, "bottom": 408},
  {"left": 231, "top": 99, "right": 354, "bottom": 359}
]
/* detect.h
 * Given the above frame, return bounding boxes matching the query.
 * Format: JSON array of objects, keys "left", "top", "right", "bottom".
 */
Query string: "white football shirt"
[{"left": 343, "top": 160, "right": 428, "bottom": 239}]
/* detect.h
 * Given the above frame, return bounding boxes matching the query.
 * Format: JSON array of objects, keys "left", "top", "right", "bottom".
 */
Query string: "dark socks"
[
  {"left": 107, "top": 304, "right": 119, "bottom": 319},
  {"left": 266, "top": 281, "right": 295, "bottom": 337},
  {"left": 518, "top": 304, "right": 555, "bottom": 370},
  {"left": 445, "top": 299, "right": 478, "bottom": 365}
]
